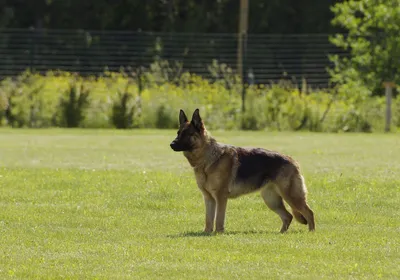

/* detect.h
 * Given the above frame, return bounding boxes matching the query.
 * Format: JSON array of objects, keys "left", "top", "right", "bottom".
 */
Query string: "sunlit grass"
[{"left": 0, "top": 129, "right": 399, "bottom": 279}]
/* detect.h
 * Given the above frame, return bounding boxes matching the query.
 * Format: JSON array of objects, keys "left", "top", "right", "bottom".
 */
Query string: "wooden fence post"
[
  {"left": 383, "top": 81, "right": 395, "bottom": 132},
  {"left": 238, "top": 0, "right": 248, "bottom": 116}
]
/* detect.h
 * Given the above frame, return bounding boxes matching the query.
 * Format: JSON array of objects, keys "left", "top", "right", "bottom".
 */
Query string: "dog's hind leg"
[
  {"left": 282, "top": 175, "right": 315, "bottom": 231},
  {"left": 292, "top": 210, "right": 308, "bottom": 225},
  {"left": 288, "top": 200, "right": 315, "bottom": 231},
  {"left": 260, "top": 186, "right": 293, "bottom": 233}
]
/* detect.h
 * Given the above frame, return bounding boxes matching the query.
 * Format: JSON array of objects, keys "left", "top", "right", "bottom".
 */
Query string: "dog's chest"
[
  {"left": 190, "top": 147, "right": 234, "bottom": 194},
  {"left": 194, "top": 169, "right": 225, "bottom": 193},
  {"left": 194, "top": 171, "right": 213, "bottom": 192}
]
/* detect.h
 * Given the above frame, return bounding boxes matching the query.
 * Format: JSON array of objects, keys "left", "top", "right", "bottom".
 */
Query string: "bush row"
[{"left": 0, "top": 70, "right": 398, "bottom": 132}]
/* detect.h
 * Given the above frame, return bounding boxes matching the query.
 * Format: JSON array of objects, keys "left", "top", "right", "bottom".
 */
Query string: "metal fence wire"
[{"left": 0, "top": 28, "right": 347, "bottom": 88}]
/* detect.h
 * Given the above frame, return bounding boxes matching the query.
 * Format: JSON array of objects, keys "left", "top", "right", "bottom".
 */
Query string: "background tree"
[
  {"left": 329, "top": 0, "right": 400, "bottom": 96},
  {"left": 1, "top": 0, "right": 342, "bottom": 34},
  {"left": 0, "top": 0, "right": 344, "bottom": 87}
]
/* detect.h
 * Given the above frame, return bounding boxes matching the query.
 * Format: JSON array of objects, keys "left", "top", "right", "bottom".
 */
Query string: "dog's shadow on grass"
[
  {"left": 167, "top": 231, "right": 215, "bottom": 238},
  {"left": 167, "top": 229, "right": 304, "bottom": 238}
]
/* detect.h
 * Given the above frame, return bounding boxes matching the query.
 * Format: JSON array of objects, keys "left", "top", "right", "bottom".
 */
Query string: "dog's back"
[{"left": 235, "top": 147, "right": 297, "bottom": 188}]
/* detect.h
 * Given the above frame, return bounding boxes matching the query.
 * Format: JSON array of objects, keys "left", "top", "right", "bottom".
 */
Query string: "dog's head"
[{"left": 170, "top": 109, "right": 206, "bottom": 152}]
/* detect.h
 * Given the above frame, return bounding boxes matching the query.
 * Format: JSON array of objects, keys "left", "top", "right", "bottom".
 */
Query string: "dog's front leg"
[
  {"left": 203, "top": 193, "right": 216, "bottom": 233},
  {"left": 214, "top": 193, "right": 228, "bottom": 233}
]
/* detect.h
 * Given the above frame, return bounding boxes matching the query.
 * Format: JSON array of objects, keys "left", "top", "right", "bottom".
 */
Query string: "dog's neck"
[{"left": 183, "top": 135, "right": 223, "bottom": 170}]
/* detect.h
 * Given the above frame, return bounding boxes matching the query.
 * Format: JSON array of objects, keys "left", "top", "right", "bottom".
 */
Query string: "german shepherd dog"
[{"left": 170, "top": 109, "right": 315, "bottom": 234}]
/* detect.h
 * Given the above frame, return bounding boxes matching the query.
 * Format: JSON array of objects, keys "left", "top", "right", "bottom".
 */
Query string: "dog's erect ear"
[
  {"left": 191, "top": 108, "right": 203, "bottom": 130},
  {"left": 179, "top": 109, "right": 188, "bottom": 125}
]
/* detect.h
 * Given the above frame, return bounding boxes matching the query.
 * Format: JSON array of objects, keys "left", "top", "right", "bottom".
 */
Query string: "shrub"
[
  {"left": 0, "top": 70, "right": 397, "bottom": 133},
  {"left": 155, "top": 104, "right": 175, "bottom": 129},
  {"left": 58, "top": 78, "right": 90, "bottom": 128},
  {"left": 111, "top": 81, "right": 139, "bottom": 129},
  {"left": 0, "top": 72, "right": 55, "bottom": 128}
]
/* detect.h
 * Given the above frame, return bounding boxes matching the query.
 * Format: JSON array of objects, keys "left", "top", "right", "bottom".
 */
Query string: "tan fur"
[{"left": 171, "top": 109, "right": 315, "bottom": 234}]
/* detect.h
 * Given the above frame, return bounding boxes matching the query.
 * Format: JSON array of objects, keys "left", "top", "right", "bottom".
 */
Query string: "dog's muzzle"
[
  {"left": 170, "top": 140, "right": 179, "bottom": 151},
  {"left": 170, "top": 139, "right": 192, "bottom": 152}
]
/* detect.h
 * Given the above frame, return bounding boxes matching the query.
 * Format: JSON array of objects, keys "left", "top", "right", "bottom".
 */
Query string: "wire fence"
[{"left": 0, "top": 28, "right": 347, "bottom": 88}]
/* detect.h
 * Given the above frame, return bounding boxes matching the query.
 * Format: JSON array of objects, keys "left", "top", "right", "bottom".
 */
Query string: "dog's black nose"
[{"left": 170, "top": 140, "right": 181, "bottom": 151}]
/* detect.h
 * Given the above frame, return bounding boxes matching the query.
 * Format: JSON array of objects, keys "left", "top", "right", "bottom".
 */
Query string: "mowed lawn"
[{"left": 0, "top": 129, "right": 399, "bottom": 279}]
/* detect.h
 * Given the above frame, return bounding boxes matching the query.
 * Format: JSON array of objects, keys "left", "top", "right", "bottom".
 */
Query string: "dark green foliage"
[
  {"left": 111, "top": 83, "right": 136, "bottom": 129},
  {"left": 1, "top": 1, "right": 342, "bottom": 34},
  {"left": 330, "top": 0, "right": 400, "bottom": 96},
  {"left": 59, "top": 81, "right": 90, "bottom": 128},
  {"left": 241, "top": 114, "right": 260, "bottom": 131},
  {"left": 112, "top": 91, "right": 135, "bottom": 129},
  {"left": 156, "top": 104, "right": 175, "bottom": 129}
]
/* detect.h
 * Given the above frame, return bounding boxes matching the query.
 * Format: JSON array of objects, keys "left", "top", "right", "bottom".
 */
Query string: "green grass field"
[{"left": 0, "top": 129, "right": 399, "bottom": 279}]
